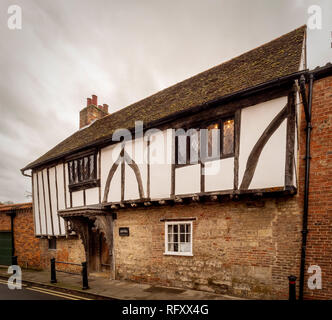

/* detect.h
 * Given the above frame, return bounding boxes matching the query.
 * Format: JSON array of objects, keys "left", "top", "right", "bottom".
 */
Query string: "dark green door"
[{"left": 0, "top": 232, "right": 12, "bottom": 265}]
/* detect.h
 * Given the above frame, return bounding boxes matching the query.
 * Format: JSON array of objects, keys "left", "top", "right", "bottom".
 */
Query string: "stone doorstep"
[{"left": 0, "top": 267, "right": 241, "bottom": 300}]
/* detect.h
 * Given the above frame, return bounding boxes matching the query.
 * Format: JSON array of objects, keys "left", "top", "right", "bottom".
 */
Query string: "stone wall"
[
  {"left": 113, "top": 196, "right": 302, "bottom": 299},
  {"left": 39, "top": 237, "right": 85, "bottom": 273}
]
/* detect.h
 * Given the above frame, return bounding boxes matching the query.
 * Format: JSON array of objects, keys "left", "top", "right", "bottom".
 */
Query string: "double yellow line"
[
  {"left": 27, "top": 286, "right": 92, "bottom": 300},
  {"left": 0, "top": 279, "right": 92, "bottom": 300}
]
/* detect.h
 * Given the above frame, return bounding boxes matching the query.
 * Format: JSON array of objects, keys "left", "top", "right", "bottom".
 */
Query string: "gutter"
[
  {"left": 298, "top": 73, "right": 314, "bottom": 300},
  {"left": 21, "top": 69, "right": 308, "bottom": 172}
]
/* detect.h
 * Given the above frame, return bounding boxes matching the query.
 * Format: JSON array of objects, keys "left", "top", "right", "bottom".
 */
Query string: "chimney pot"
[
  {"left": 103, "top": 104, "right": 109, "bottom": 113},
  {"left": 80, "top": 95, "right": 108, "bottom": 128},
  {"left": 92, "top": 95, "right": 97, "bottom": 106}
]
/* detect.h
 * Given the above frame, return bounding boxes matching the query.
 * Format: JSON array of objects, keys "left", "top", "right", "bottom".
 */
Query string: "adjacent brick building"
[
  {"left": 0, "top": 203, "right": 41, "bottom": 268},
  {"left": 300, "top": 70, "right": 332, "bottom": 300},
  {"left": 0, "top": 203, "right": 84, "bottom": 273}
]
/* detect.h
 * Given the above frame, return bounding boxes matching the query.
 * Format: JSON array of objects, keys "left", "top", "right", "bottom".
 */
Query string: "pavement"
[{"left": 0, "top": 266, "right": 239, "bottom": 300}]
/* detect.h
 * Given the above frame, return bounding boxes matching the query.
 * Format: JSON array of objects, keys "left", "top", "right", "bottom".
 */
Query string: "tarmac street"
[{"left": 0, "top": 279, "right": 91, "bottom": 300}]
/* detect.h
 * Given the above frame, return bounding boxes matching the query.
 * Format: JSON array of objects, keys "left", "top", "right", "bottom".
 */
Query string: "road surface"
[{"left": 0, "top": 278, "right": 91, "bottom": 300}]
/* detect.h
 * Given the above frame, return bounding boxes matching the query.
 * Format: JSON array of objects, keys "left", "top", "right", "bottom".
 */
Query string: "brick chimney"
[{"left": 79, "top": 95, "right": 109, "bottom": 128}]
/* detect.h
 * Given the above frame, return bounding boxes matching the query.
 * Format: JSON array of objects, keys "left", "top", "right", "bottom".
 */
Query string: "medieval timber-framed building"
[{"left": 21, "top": 26, "right": 332, "bottom": 299}]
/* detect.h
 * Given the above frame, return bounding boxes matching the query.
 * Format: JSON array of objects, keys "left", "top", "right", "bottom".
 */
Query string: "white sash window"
[{"left": 164, "top": 221, "right": 193, "bottom": 256}]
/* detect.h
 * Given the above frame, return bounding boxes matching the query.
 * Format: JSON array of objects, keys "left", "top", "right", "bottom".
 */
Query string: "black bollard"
[
  {"left": 288, "top": 275, "right": 297, "bottom": 301},
  {"left": 11, "top": 256, "right": 18, "bottom": 266},
  {"left": 82, "top": 261, "right": 89, "bottom": 290},
  {"left": 50, "top": 258, "right": 57, "bottom": 284}
]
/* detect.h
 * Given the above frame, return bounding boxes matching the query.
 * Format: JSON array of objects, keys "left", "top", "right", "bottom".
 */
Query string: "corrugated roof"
[{"left": 23, "top": 25, "right": 306, "bottom": 170}]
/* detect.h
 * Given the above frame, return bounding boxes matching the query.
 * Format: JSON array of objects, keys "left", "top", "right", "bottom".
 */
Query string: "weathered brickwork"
[
  {"left": 113, "top": 197, "right": 302, "bottom": 299},
  {"left": 39, "top": 237, "right": 85, "bottom": 273},
  {"left": 0, "top": 204, "right": 41, "bottom": 269},
  {"left": 0, "top": 212, "right": 11, "bottom": 231},
  {"left": 14, "top": 207, "right": 42, "bottom": 269},
  {"left": 301, "top": 75, "right": 332, "bottom": 299}
]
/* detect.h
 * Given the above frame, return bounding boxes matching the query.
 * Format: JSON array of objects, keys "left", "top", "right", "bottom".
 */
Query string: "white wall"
[
  {"left": 149, "top": 129, "right": 172, "bottom": 199},
  {"left": 33, "top": 167, "right": 66, "bottom": 237},
  {"left": 175, "top": 164, "right": 201, "bottom": 195},
  {"left": 204, "top": 158, "right": 234, "bottom": 192},
  {"left": 32, "top": 172, "right": 41, "bottom": 235},
  {"left": 239, "top": 96, "right": 288, "bottom": 189}
]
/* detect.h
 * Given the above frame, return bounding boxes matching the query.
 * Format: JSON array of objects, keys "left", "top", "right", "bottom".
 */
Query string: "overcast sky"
[{"left": 0, "top": 0, "right": 331, "bottom": 203}]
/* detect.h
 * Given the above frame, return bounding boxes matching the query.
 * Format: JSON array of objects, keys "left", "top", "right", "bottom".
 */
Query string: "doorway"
[{"left": 88, "top": 228, "right": 110, "bottom": 277}]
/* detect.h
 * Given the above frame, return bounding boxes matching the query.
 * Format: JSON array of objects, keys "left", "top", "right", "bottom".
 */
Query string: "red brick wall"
[
  {"left": 0, "top": 205, "right": 42, "bottom": 269},
  {"left": 302, "top": 75, "right": 332, "bottom": 299},
  {"left": 14, "top": 207, "right": 42, "bottom": 269},
  {"left": 0, "top": 213, "right": 11, "bottom": 231}
]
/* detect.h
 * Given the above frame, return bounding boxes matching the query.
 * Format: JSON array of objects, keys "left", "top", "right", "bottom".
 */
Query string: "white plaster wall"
[
  {"left": 239, "top": 96, "right": 288, "bottom": 189},
  {"left": 42, "top": 169, "right": 53, "bottom": 235},
  {"left": 149, "top": 129, "right": 172, "bottom": 199},
  {"left": 56, "top": 164, "right": 65, "bottom": 210},
  {"left": 48, "top": 167, "right": 60, "bottom": 235},
  {"left": 101, "top": 143, "right": 122, "bottom": 202},
  {"left": 108, "top": 165, "right": 121, "bottom": 202},
  {"left": 72, "top": 190, "right": 84, "bottom": 207},
  {"left": 85, "top": 187, "right": 99, "bottom": 205},
  {"left": 64, "top": 163, "right": 70, "bottom": 208},
  {"left": 204, "top": 158, "right": 234, "bottom": 192},
  {"left": 249, "top": 121, "right": 287, "bottom": 189},
  {"left": 37, "top": 171, "right": 46, "bottom": 235},
  {"left": 55, "top": 164, "right": 66, "bottom": 235},
  {"left": 124, "top": 137, "right": 148, "bottom": 200},
  {"left": 175, "top": 164, "right": 201, "bottom": 195},
  {"left": 32, "top": 172, "right": 41, "bottom": 235}
]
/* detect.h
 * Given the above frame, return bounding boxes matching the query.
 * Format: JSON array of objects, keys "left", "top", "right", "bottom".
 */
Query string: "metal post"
[
  {"left": 11, "top": 256, "right": 18, "bottom": 266},
  {"left": 288, "top": 275, "right": 297, "bottom": 301},
  {"left": 82, "top": 261, "right": 89, "bottom": 290},
  {"left": 50, "top": 258, "right": 57, "bottom": 284}
]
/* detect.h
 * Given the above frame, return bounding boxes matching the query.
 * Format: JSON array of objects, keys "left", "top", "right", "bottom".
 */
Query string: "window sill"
[
  {"left": 69, "top": 179, "right": 100, "bottom": 192},
  {"left": 163, "top": 252, "right": 193, "bottom": 257}
]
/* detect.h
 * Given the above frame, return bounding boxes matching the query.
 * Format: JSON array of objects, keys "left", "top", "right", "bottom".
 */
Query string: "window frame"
[
  {"left": 164, "top": 221, "right": 193, "bottom": 256},
  {"left": 174, "top": 116, "right": 235, "bottom": 167},
  {"left": 66, "top": 151, "right": 99, "bottom": 192},
  {"left": 48, "top": 238, "right": 57, "bottom": 250}
]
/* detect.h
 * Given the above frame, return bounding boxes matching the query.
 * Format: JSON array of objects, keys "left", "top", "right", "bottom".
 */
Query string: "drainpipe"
[{"left": 299, "top": 73, "right": 314, "bottom": 300}]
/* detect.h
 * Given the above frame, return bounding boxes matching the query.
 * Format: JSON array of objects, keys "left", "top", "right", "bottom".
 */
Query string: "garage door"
[{"left": 0, "top": 232, "right": 12, "bottom": 265}]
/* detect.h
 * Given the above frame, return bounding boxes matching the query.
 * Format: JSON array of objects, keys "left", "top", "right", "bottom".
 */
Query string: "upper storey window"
[
  {"left": 67, "top": 152, "right": 99, "bottom": 192},
  {"left": 175, "top": 117, "right": 235, "bottom": 165}
]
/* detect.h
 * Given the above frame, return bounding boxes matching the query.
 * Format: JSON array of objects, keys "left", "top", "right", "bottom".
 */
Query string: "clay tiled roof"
[
  {"left": 23, "top": 26, "right": 306, "bottom": 170},
  {"left": 0, "top": 203, "right": 32, "bottom": 212}
]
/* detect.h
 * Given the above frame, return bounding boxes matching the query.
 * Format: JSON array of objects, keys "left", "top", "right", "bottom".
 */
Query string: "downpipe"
[{"left": 298, "top": 73, "right": 314, "bottom": 300}]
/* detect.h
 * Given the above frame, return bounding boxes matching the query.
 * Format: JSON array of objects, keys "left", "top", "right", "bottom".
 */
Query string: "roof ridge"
[{"left": 88, "top": 25, "right": 307, "bottom": 127}]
